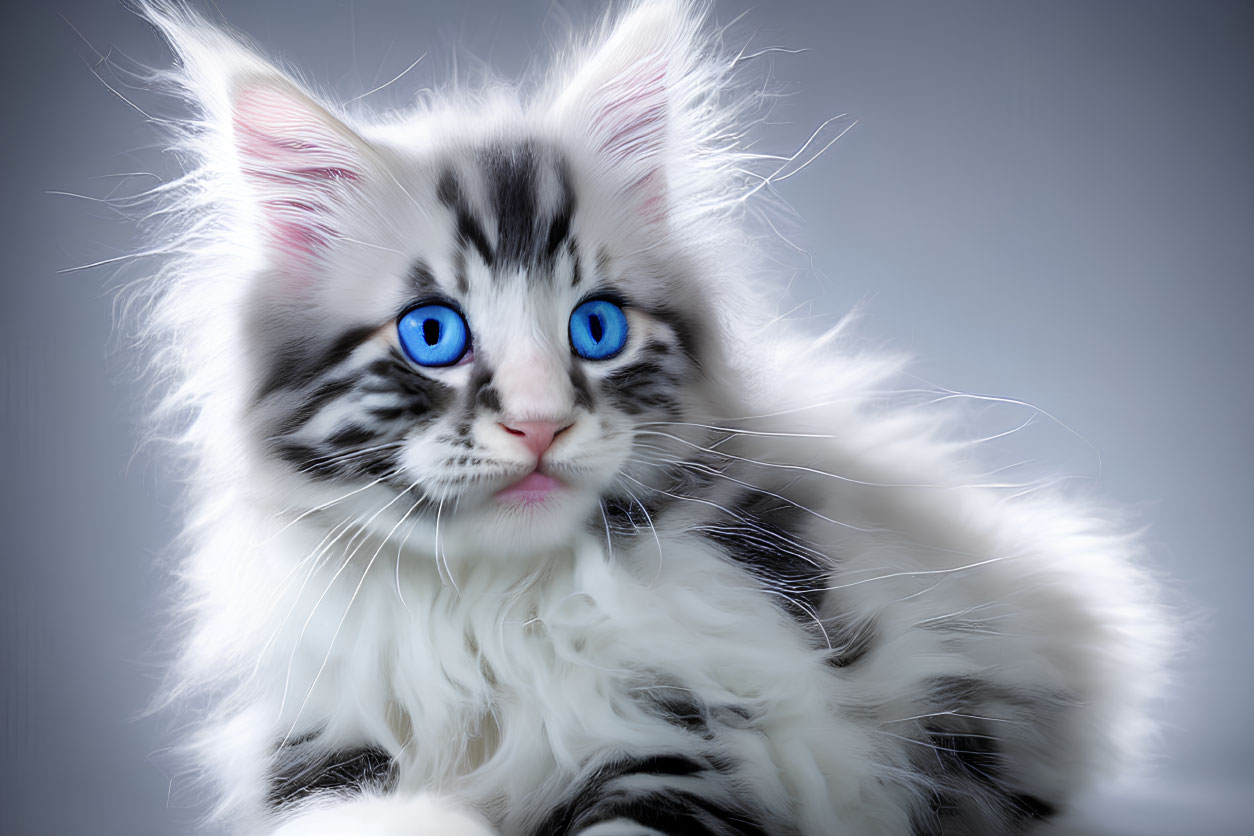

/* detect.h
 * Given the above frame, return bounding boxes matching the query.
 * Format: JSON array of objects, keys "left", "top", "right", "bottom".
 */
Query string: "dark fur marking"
[
  {"left": 826, "top": 616, "right": 878, "bottom": 669},
  {"left": 476, "top": 384, "right": 502, "bottom": 413},
  {"left": 268, "top": 350, "right": 451, "bottom": 479},
  {"left": 603, "top": 455, "right": 715, "bottom": 540},
  {"left": 906, "top": 677, "right": 1063, "bottom": 835},
  {"left": 408, "top": 259, "right": 439, "bottom": 296},
  {"left": 463, "top": 365, "right": 496, "bottom": 414},
  {"left": 481, "top": 141, "right": 539, "bottom": 267},
  {"left": 697, "top": 488, "right": 830, "bottom": 637},
  {"left": 546, "top": 161, "right": 576, "bottom": 259},
  {"left": 438, "top": 168, "right": 495, "bottom": 266},
  {"left": 271, "top": 440, "right": 325, "bottom": 474},
  {"left": 531, "top": 753, "right": 770, "bottom": 836},
  {"left": 569, "top": 362, "right": 596, "bottom": 411},
  {"left": 453, "top": 248, "right": 469, "bottom": 295},
  {"left": 547, "top": 209, "right": 571, "bottom": 260},
  {"left": 270, "top": 438, "right": 401, "bottom": 481},
  {"left": 642, "top": 339, "right": 672, "bottom": 359},
  {"left": 602, "top": 492, "right": 668, "bottom": 539},
  {"left": 268, "top": 742, "right": 394, "bottom": 809},
  {"left": 602, "top": 360, "right": 681, "bottom": 417},
  {"left": 325, "top": 424, "right": 382, "bottom": 447},
  {"left": 365, "top": 351, "right": 455, "bottom": 420},
  {"left": 256, "top": 323, "right": 377, "bottom": 402},
  {"left": 646, "top": 305, "right": 702, "bottom": 364},
  {"left": 369, "top": 406, "right": 406, "bottom": 422},
  {"left": 1011, "top": 794, "right": 1058, "bottom": 820},
  {"left": 568, "top": 238, "right": 582, "bottom": 287},
  {"left": 601, "top": 449, "right": 721, "bottom": 536},
  {"left": 656, "top": 454, "right": 719, "bottom": 498},
  {"left": 639, "top": 687, "right": 713, "bottom": 738},
  {"left": 274, "top": 376, "right": 357, "bottom": 436}
]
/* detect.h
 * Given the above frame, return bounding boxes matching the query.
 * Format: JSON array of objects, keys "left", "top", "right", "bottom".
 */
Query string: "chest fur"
[{"left": 267, "top": 527, "right": 837, "bottom": 796}]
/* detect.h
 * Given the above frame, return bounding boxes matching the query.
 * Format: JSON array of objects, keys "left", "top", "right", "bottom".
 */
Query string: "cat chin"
[{"left": 438, "top": 492, "right": 601, "bottom": 560}]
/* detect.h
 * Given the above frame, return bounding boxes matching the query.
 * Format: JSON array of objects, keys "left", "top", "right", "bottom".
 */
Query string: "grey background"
[{"left": 2, "top": 0, "right": 1251, "bottom": 833}]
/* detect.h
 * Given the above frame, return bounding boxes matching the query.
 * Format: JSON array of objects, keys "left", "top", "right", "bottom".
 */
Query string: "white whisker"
[{"left": 347, "top": 53, "right": 427, "bottom": 102}]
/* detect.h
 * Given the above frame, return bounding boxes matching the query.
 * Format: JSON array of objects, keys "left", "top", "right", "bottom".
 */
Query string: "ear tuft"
[
  {"left": 228, "top": 79, "right": 369, "bottom": 264},
  {"left": 552, "top": 1, "right": 707, "bottom": 222},
  {"left": 141, "top": 1, "right": 371, "bottom": 269}
]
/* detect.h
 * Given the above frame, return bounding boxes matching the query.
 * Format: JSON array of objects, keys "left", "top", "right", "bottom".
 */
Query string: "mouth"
[{"left": 493, "top": 471, "right": 565, "bottom": 506}]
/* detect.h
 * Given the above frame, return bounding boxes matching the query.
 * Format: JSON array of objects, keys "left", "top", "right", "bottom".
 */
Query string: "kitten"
[{"left": 133, "top": 1, "right": 1170, "bottom": 834}]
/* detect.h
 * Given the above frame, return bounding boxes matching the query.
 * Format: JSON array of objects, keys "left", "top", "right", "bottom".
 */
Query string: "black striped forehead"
[{"left": 437, "top": 139, "right": 576, "bottom": 276}]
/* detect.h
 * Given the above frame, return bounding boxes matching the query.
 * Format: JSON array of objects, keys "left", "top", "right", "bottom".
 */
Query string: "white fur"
[
  {"left": 129, "top": 2, "right": 1172, "bottom": 834},
  {"left": 271, "top": 795, "right": 496, "bottom": 836}
]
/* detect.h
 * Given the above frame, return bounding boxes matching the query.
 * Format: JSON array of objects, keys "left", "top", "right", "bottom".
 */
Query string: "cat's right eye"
[{"left": 397, "top": 304, "right": 470, "bottom": 367}]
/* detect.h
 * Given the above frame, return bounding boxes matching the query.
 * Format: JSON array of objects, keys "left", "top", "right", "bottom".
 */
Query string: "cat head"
[{"left": 145, "top": 1, "right": 761, "bottom": 558}]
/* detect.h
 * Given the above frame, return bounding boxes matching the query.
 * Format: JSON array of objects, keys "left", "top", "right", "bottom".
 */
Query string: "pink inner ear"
[
  {"left": 232, "top": 86, "right": 362, "bottom": 266},
  {"left": 591, "top": 58, "right": 669, "bottom": 221},
  {"left": 595, "top": 60, "right": 667, "bottom": 160}
]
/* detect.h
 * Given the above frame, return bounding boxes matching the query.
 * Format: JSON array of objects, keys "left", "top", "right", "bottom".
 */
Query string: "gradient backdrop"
[{"left": 3, "top": 1, "right": 1251, "bottom": 833}]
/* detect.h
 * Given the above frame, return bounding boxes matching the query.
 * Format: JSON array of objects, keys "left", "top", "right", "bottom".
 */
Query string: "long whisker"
[
  {"left": 620, "top": 483, "right": 664, "bottom": 585},
  {"left": 286, "top": 441, "right": 406, "bottom": 473},
  {"left": 817, "top": 553, "right": 1026, "bottom": 594},
  {"left": 633, "top": 429, "right": 962, "bottom": 491},
  {"left": 347, "top": 52, "right": 427, "bottom": 102},
  {"left": 434, "top": 491, "right": 460, "bottom": 596},
  {"left": 284, "top": 481, "right": 428, "bottom": 743},
  {"left": 629, "top": 450, "right": 883, "bottom": 534},
  {"left": 617, "top": 472, "right": 830, "bottom": 572},
  {"left": 636, "top": 420, "right": 835, "bottom": 439},
  {"left": 598, "top": 500, "right": 615, "bottom": 562},
  {"left": 276, "top": 483, "right": 417, "bottom": 732},
  {"left": 391, "top": 490, "right": 433, "bottom": 618},
  {"left": 253, "top": 469, "right": 408, "bottom": 673},
  {"left": 252, "top": 515, "right": 363, "bottom": 679},
  {"left": 265, "top": 471, "right": 398, "bottom": 542}
]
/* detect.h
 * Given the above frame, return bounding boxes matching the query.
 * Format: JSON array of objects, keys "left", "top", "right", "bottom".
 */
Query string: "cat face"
[
  {"left": 207, "top": 7, "right": 726, "bottom": 555},
  {"left": 247, "top": 137, "right": 706, "bottom": 552}
]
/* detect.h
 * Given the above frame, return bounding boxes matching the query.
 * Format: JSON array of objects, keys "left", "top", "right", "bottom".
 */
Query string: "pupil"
[
  {"left": 423, "top": 319, "right": 441, "bottom": 346},
  {"left": 590, "top": 314, "right": 604, "bottom": 342}
]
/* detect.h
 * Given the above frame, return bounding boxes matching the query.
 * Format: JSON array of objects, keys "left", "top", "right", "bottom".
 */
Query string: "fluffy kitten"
[{"left": 133, "top": 1, "right": 1170, "bottom": 834}]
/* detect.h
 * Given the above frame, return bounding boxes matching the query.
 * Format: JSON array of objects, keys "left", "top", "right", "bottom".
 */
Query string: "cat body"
[{"left": 135, "top": 2, "right": 1168, "bottom": 834}]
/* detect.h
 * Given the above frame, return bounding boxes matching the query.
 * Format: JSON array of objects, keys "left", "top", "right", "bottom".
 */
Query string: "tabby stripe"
[
  {"left": 255, "top": 323, "right": 377, "bottom": 401},
  {"left": 532, "top": 754, "right": 770, "bottom": 836},
  {"left": 268, "top": 744, "right": 394, "bottom": 808},
  {"left": 696, "top": 487, "right": 835, "bottom": 643},
  {"left": 438, "top": 168, "right": 495, "bottom": 266},
  {"left": 482, "top": 141, "right": 540, "bottom": 266},
  {"left": 906, "top": 676, "right": 1062, "bottom": 835},
  {"left": 407, "top": 258, "right": 440, "bottom": 296},
  {"left": 546, "top": 161, "right": 576, "bottom": 260}
]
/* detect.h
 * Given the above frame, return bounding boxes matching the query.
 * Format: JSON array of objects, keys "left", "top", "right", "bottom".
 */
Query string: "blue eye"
[
  {"left": 570, "top": 299, "right": 629, "bottom": 360},
  {"left": 397, "top": 304, "right": 469, "bottom": 366}
]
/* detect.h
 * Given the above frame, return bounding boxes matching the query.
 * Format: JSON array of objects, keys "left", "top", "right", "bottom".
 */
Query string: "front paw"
[{"left": 271, "top": 794, "right": 497, "bottom": 836}]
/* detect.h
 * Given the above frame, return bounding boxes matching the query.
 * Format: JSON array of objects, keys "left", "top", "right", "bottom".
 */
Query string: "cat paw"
[{"left": 270, "top": 794, "right": 497, "bottom": 836}]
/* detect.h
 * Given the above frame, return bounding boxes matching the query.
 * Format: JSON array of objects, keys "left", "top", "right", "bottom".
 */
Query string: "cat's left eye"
[
  {"left": 569, "top": 299, "right": 629, "bottom": 361},
  {"left": 397, "top": 304, "right": 470, "bottom": 367}
]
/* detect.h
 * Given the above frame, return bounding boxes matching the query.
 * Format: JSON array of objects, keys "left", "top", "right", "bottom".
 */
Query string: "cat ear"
[
  {"left": 227, "top": 76, "right": 370, "bottom": 266},
  {"left": 551, "top": 1, "right": 706, "bottom": 222},
  {"left": 142, "top": 2, "right": 372, "bottom": 269}
]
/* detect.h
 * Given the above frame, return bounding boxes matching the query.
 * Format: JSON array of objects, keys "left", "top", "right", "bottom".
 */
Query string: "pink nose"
[{"left": 499, "top": 421, "right": 570, "bottom": 459}]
